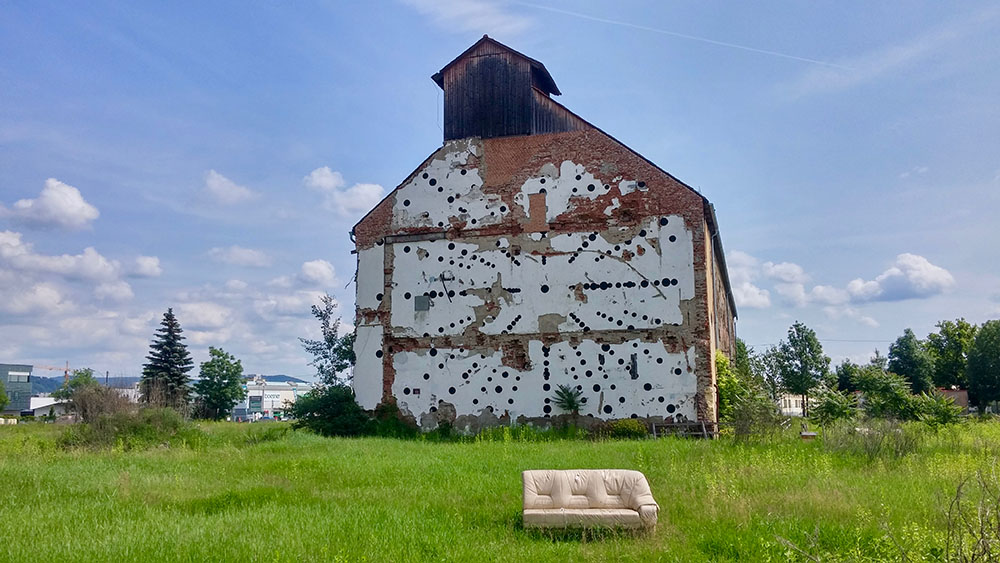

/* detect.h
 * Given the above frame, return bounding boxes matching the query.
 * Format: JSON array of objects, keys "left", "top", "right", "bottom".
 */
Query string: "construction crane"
[{"left": 32, "top": 361, "right": 73, "bottom": 384}]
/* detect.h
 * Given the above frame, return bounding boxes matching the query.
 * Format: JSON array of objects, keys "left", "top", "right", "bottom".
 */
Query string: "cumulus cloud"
[
  {"left": 132, "top": 256, "right": 162, "bottom": 277},
  {"left": 177, "top": 302, "right": 233, "bottom": 330},
  {"left": 727, "top": 251, "right": 771, "bottom": 309},
  {"left": 300, "top": 259, "right": 337, "bottom": 287},
  {"left": 847, "top": 253, "right": 955, "bottom": 302},
  {"left": 401, "top": 0, "right": 532, "bottom": 35},
  {"left": 823, "top": 306, "right": 879, "bottom": 328},
  {"left": 1, "top": 178, "right": 100, "bottom": 230},
  {"left": 762, "top": 261, "right": 809, "bottom": 284},
  {"left": 253, "top": 290, "right": 326, "bottom": 320},
  {"left": 207, "top": 245, "right": 272, "bottom": 268},
  {"left": 304, "top": 167, "right": 385, "bottom": 219},
  {"left": 225, "top": 279, "right": 248, "bottom": 292},
  {"left": 204, "top": 170, "right": 258, "bottom": 205},
  {"left": 0, "top": 230, "right": 119, "bottom": 280},
  {"left": 0, "top": 281, "right": 72, "bottom": 315},
  {"left": 94, "top": 280, "right": 134, "bottom": 302}
]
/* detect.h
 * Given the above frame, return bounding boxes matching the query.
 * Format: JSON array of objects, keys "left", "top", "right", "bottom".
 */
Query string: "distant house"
[
  {"left": 1, "top": 364, "right": 32, "bottom": 414},
  {"left": 28, "top": 396, "right": 69, "bottom": 418},
  {"left": 778, "top": 393, "right": 806, "bottom": 417},
  {"left": 939, "top": 388, "right": 969, "bottom": 413}
]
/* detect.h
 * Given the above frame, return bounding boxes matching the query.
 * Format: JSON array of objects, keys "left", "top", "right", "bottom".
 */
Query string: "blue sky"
[{"left": 2, "top": 1, "right": 998, "bottom": 378}]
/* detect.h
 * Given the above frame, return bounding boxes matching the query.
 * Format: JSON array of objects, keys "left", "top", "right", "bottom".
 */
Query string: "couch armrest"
[{"left": 637, "top": 504, "right": 659, "bottom": 526}]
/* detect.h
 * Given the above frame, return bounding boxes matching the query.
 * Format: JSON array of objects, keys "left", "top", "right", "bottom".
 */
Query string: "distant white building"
[
  {"left": 28, "top": 396, "right": 69, "bottom": 418},
  {"left": 778, "top": 393, "right": 806, "bottom": 417},
  {"left": 232, "top": 376, "right": 312, "bottom": 421}
]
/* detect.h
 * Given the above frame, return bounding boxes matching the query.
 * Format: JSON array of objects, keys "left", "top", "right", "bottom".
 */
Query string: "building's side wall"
[
  {"left": 354, "top": 129, "right": 718, "bottom": 429},
  {"left": 1, "top": 364, "right": 32, "bottom": 413}
]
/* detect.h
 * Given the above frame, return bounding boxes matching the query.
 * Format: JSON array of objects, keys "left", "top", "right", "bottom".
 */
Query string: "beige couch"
[{"left": 522, "top": 469, "right": 659, "bottom": 529}]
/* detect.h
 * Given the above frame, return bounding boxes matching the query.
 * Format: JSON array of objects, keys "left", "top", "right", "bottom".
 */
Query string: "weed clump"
[{"left": 57, "top": 408, "right": 203, "bottom": 451}]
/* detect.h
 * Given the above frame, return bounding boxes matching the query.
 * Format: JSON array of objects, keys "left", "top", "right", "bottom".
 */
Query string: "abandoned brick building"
[{"left": 352, "top": 36, "right": 736, "bottom": 431}]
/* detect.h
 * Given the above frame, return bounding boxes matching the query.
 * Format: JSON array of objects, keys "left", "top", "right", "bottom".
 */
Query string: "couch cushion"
[{"left": 523, "top": 508, "right": 642, "bottom": 528}]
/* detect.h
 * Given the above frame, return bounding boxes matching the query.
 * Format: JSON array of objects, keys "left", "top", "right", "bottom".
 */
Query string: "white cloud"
[
  {"left": 1, "top": 178, "right": 99, "bottom": 230},
  {"left": 900, "top": 166, "right": 929, "bottom": 179},
  {"left": 823, "top": 306, "right": 879, "bottom": 328},
  {"left": 727, "top": 251, "right": 771, "bottom": 308},
  {"left": 204, "top": 170, "right": 258, "bottom": 205},
  {"left": 177, "top": 302, "right": 233, "bottom": 330},
  {"left": 808, "top": 284, "right": 850, "bottom": 306},
  {"left": 0, "top": 230, "right": 119, "bottom": 280},
  {"left": 94, "top": 280, "right": 134, "bottom": 302},
  {"left": 762, "top": 261, "right": 809, "bottom": 284},
  {"left": 402, "top": 0, "right": 532, "bottom": 35},
  {"left": 775, "top": 282, "right": 809, "bottom": 307},
  {"left": 847, "top": 253, "right": 955, "bottom": 302},
  {"left": 732, "top": 281, "right": 771, "bottom": 309},
  {"left": 0, "top": 281, "right": 72, "bottom": 315},
  {"left": 253, "top": 290, "right": 326, "bottom": 320},
  {"left": 132, "top": 255, "right": 162, "bottom": 277},
  {"left": 224, "top": 279, "right": 248, "bottom": 292},
  {"left": 303, "top": 166, "right": 345, "bottom": 192},
  {"left": 300, "top": 259, "right": 337, "bottom": 287},
  {"left": 207, "top": 245, "right": 272, "bottom": 268},
  {"left": 303, "top": 167, "right": 385, "bottom": 218}
]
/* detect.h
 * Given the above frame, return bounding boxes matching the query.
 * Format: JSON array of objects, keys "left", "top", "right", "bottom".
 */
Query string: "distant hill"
[
  {"left": 31, "top": 376, "right": 62, "bottom": 395},
  {"left": 31, "top": 375, "right": 140, "bottom": 395}
]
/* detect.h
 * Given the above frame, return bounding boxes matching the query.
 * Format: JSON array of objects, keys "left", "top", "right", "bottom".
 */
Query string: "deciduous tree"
[
  {"left": 140, "top": 308, "right": 194, "bottom": 408},
  {"left": 888, "top": 328, "right": 935, "bottom": 395},
  {"left": 193, "top": 347, "right": 247, "bottom": 420},
  {"left": 967, "top": 320, "right": 1000, "bottom": 409},
  {"left": 927, "top": 318, "right": 977, "bottom": 389},
  {"left": 52, "top": 368, "right": 99, "bottom": 400},
  {"left": 300, "top": 294, "right": 356, "bottom": 385},
  {"left": 775, "top": 321, "right": 830, "bottom": 417}
]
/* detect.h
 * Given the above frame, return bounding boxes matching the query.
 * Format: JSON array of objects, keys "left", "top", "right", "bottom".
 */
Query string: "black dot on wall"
[
  {"left": 575, "top": 174, "right": 582, "bottom": 180},
  {"left": 460, "top": 169, "right": 467, "bottom": 175},
  {"left": 495, "top": 386, "right": 503, "bottom": 393},
  {"left": 429, "top": 349, "right": 438, "bottom": 357},
  {"left": 429, "top": 178, "right": 437, "bottom": 186},
  {"left": 403, "top": 388, "right": 410, "bottom": 395},
  {"left": 404, "top": 292, "right": 411, "bottom": 299},
  {"left": 473, "top": 398, "right": 479, "bottom": 405},
  {"left": 674, "top": 368, "right": 683, "bottom": 375},
  {"left": 667, "top": 404, "right": 676, "bottom": 413},
  {"left": 448, "top": 387, "right": 456, "bottom": 395},
  {"left": 500, "top": 205, "right": 507, "bottom": 213},
  {"left": 422, "top": 173, "right": 428, "bottom": 179},
  {"left": 403, "top": 246, "right": 411, "bottom": 253},
  {"left": 638, "top": 181, "right": 646, "bottom": 188},
  {"left": 403, "top": 199, "right": 410, "bottom": 207},
  {"left": 375, "top": 350, "right": 383, "bottom": 358},
  {"left": 508, "top": 398, "right": 514, "bottom": 405},
  {"left": 618, "top": 397, "right": 626, "bottom": 404},
  {"left": 543, "top": 404, "right": 552, "bottom": 413},
  {"left": 540, "top": 284, "right": 549, "bottom": 293},
  {"left": 448, "top": 242, "right": 456, "bottom": 250},
  {"left": 587, "top": 184, "right": 596, "bottom": 192},
  {"left": 644, "top": 383, "right": 652, "bottom": 391},
  {"left": 593, "top": 384, "right": 601, "bottom": 392},
  {"left": 603, "top": 405, "right": 613, "bottom": 414},
  {"left": 639, "top": 229, "right": 647, "bottom": 237},
  {"left": 658, "top": 396, "right": 665, "bottom": 403},
  {"left": 543, "top": 383, "right": 550, "bottom": 391},
  {"left": 660, "top": 217, "right": 669, "bottom": 226},
  {"left": 423, "top": 373, "right": 430, "bottom": 380},
  {"left": 376, "top": 293, "right": 383, "bottom": 301},
  {"left": 669, "top": 235, "right": 677, "bottom": 243}
]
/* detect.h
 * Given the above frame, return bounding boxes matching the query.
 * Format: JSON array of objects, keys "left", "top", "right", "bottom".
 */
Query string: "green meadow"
[{"left": 1, "top": 421, "right": 997, "bottom": 562}]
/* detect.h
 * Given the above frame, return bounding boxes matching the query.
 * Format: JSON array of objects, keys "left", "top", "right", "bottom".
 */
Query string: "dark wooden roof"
[{"left": 431, "top": 35, "right": 561, "bottom": 96}]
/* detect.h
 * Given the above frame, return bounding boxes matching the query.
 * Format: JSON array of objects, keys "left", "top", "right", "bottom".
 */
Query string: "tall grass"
[{"left": 0, "top": 420, "right": 998, "bottom": 561}]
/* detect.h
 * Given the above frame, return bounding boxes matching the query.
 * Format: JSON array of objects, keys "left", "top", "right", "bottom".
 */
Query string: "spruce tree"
[{"left": 141, "top": 308, "right": 194, "bottom": 407}]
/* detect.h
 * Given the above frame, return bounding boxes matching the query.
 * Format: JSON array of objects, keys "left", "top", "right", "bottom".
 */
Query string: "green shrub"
[
  {"left": 57, "top": 408, "right": 203, "bottom": 451},
  {"left": 916, "top": 391, "right": 963, "bottom": 430},
  {"left": 372, "top": 401, "right": 418, "bottom": 438},
  {"left": 809, "top": 386, "right": 858, "bottom": 427},
  {"left": 821, "top": 419, "right": 923, "bottom": 461},
  {"left": 243, "top": 425, "right": 289, "bottom": 446},
  {"left": 728, "top": 391, "right": 786, "bottom": 439},
  {"left": 289, "top": 385, "right": 373, "bottom": 437},
  {"left": 600, "top": 418, "right": 648, "bottom": 440},
  {"left": 853, "top": 368, "right": 921, "bottom": 421}
]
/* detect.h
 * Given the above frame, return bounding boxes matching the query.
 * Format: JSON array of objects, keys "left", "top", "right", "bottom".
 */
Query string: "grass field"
[{"left": 1, "top": 421, "right": 998, "bottom": 562}]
